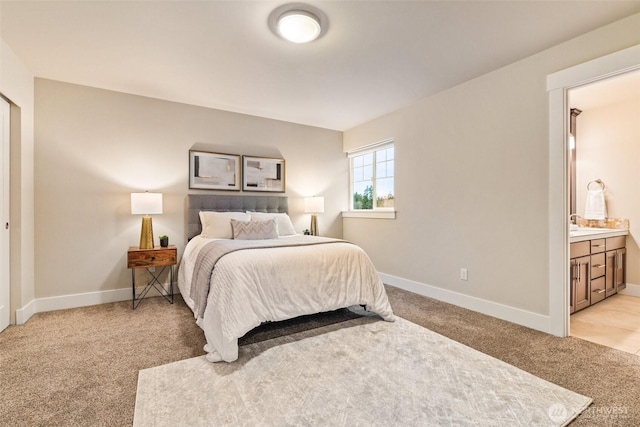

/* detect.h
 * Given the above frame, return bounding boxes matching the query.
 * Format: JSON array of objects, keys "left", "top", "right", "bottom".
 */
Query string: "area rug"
[{"left": 134, "top": 316, "right": 591, "bottom": 426}]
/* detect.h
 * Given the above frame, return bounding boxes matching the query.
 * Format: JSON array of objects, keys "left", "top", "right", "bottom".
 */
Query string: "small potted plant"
[{"left": 159, "top": 235, "right": 169, "bottom": 247}]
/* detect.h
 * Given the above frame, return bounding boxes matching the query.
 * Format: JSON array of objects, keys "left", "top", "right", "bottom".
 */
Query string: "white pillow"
[
  {"left": 199, "top": 211, "right": 251, "bottom": 239},
  {"left": 247, "top": 212, "right": 296, "bottom": 236},
  {"left": 231, "top": 219, "right": 279, "bottom": 240}
]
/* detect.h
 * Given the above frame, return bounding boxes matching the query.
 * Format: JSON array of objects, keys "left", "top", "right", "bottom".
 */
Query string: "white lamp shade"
[
  {"left": 304, "top": 196, "right": 324, "bottom": 213},
  {"left": 277, "top": 10, "right": 321, "bottom": 43},
  {"left": 131, "top": 192, "right": 163, "bottom": 215}
]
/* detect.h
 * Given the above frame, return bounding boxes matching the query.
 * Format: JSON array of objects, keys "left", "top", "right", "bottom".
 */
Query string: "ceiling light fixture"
[
  {"left": 277, "top": 10, "right": 321, "bottom": 43},
  {"left": 268, "top": 4, "right": 328, "bottom": 44}
]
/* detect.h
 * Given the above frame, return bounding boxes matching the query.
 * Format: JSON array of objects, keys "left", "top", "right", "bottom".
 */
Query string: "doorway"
[
  {"left": 1, "top": 96, "right": 9, "bottom": 333},
  {"left": 567, "top": 70, "right": 640, "bottom": 354},
  {"left": 547, "top": 44, "right": 640, "bottom": 339}
]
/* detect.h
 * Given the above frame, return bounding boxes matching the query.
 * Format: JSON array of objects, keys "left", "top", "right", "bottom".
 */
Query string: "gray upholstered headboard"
[{"left": 186, "top": 194, "right": 288, "bottom": 240}]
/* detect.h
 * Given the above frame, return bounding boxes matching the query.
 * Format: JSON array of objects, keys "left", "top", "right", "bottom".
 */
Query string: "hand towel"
[{"left": 584, "top": 189, "right": 607, "bottom": 220}]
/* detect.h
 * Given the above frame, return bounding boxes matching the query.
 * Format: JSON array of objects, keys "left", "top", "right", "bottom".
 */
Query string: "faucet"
[{"left": 569, "top": 214, "right": 581, "bottom": 224}]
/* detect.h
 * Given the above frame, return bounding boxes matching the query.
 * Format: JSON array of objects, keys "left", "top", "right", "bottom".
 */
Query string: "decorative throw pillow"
[
  {"left": 231, "top": 219, "right": 279, "bottom": 240},
  {"left": 199, "top": 211, "right": 251, "bottom": 239},
  {"left": 248, "top": 212, "right": 297, "bottom": 236}
]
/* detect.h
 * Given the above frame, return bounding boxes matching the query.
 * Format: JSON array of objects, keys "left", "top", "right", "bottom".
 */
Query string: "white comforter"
[{"left": 178, "top": 235, "right": 395, "bottom": 362}]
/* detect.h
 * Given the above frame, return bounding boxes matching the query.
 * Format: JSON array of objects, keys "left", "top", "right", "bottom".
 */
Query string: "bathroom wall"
[{"left": 575, "top": 91, "right": 640, "bottom": 285}]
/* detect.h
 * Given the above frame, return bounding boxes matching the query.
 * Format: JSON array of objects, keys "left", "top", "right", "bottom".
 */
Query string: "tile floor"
[{"left": 571, "top": 294, "right": 640, "bottom": 356}]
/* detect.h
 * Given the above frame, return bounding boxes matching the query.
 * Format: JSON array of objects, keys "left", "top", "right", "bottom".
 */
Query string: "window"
[{"left": 349, "top": 140, "right": 394, "bottom": 211}]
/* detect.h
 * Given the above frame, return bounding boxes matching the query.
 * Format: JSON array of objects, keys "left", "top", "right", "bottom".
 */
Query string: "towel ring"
[{"left": 587, "top": 179, "right": 605, "bottom": 190}]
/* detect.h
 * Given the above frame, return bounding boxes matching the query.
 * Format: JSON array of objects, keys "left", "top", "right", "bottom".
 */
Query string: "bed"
[{"left": 178, "top": 195, "right": 395, "bottom": 363}]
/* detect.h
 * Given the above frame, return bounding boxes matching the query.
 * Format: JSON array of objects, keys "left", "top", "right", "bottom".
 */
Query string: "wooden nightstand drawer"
[{"left": 127, "top": 246, "right": 177, "bottom": 268}]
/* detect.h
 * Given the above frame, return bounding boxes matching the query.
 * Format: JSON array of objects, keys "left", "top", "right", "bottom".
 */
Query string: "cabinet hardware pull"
[
  {"left": 592, "top": 264, "right": 605, "bottom": 269},
  {"left": 592, "top": 289, "right": 605, "bottom": 294},
  {"left": 577, "top": 262, "right": 582, "bottom": 281},
  {"left": 592, "top": 244, "right": 605, "bottom": 248}
]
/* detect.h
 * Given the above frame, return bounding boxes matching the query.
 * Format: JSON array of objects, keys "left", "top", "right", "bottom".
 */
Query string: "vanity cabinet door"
[
  {"left": 605, "top": 248, "right": 625, "bottom": 297},
  {"left": 605, "top": 250, "right": 617, "bottom": 297},
  {"left": 573, "top": 255, "right": 591, "bottom": 312},
  {"left": 570, "top": 259, "right": 576, "bottom": 314},
  {"left": 615, "top": 248, "right": 626, "bottom": 292}
]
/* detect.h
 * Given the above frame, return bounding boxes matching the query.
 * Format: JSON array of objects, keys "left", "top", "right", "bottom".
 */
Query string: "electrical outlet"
[{"left": 460, "top": 268, "right": 468, "bottom": 281}]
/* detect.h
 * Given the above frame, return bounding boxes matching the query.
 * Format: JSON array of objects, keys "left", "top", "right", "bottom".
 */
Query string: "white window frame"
[{"left": 344, "top": 138, "right": 396, "bottom": 219}]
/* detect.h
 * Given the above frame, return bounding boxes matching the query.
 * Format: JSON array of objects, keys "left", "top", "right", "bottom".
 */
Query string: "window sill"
[{"left": 342, "top": 210, "right": 396, "bottom": 219}]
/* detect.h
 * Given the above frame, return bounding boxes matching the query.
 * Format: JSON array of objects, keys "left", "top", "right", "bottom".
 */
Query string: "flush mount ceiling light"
[
  {"left": 278, "top": 10, "right": 321, "bottom": 43},
  {"left": 268, "top": 4, "right": 328, "bottom": 44}
]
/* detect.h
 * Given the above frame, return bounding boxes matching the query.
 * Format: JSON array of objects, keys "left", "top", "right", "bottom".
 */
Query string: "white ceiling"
[{"left": 2, "top": 1, "right": 640, "bottom": 131}]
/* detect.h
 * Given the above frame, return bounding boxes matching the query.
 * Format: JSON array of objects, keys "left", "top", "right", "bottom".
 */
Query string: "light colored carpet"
[{"left": 134, "top": 316, "right": 591, "bottom": 426}]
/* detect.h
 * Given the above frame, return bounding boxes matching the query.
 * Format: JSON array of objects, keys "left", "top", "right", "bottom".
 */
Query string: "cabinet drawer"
[
  {"left": 570, "top": 241, "right": 590, "bottom": 259},
  {"left": 591, "top": 276, "right": 606, "bottom": 304},
  {"left": 590, "top": 239, "right": 606, "bottom": 254},
  {"left": 606, "top": 236, "right": 626, "bottom": 251},
  {"left": 590, "top": 253, "right": 605, "bottom": 279},
  {"left": 127, "top": 247, "right": 177, "bottom": 268}
]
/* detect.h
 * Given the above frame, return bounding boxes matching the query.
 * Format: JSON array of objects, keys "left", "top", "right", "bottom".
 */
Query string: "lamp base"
[
  {"left": 310, "top": 213, "right": 318, "bottom": 236},
  {"left": 139, "top": 215, "right": 154, "bottom": 249}
]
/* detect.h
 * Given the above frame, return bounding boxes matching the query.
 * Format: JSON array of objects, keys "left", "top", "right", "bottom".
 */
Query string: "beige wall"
[
  {"left": 34, "top": 79, "right": 344, "bottom": 299},
  {"left": 1, "top": 38, "right": 35, "bottom": 323},
  {"left": 343, "top": 14, "right": 640, "bottom": 319},
  {"left": 576, "top": 95, "right": 640, "bottom": 284}
]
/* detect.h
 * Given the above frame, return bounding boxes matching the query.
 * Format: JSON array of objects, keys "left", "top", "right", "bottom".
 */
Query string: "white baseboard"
[
  {"left": 16, "top": 274, "right": 554, "bottom": 333},
  {"left": 380, "top": 272, "right": 551, "bottom": 334},
  {"left": 14, "top": 285, "right": 172, "bottom": 325},
  {"left": 15, "top": 299, "right": 36, "bottom": 325},
  {"left": 36, "top": 287, "right": 134, "bottom": 314},
  {"left": 619, "top": 283, "right": 640, "bottom": 298}
]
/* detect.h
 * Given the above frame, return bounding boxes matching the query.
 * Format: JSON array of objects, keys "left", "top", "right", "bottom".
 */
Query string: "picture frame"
[
  {"left": 189, "top": 150, "right": 241, "bottom": 191},
  {"left": 242, "top": 156, "right": 286, "bottom": 192}
]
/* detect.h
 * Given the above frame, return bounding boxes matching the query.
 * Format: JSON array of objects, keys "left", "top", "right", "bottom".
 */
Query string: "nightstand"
[{"left": 127, "top": 245, "right": 177, "bottom": 309}]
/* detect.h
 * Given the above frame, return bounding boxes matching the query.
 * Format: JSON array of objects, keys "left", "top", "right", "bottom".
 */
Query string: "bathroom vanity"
[{"left": 570, "top": 228, "right": 628, "bottom": 314}]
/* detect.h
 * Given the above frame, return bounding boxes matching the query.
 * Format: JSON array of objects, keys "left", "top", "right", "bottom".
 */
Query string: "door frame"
[
  {"left": 1, "top": 96, "right": 10, "bottom": 332},
  {"left": 547, "top": 44, "right": 640, "bottom": 337}
]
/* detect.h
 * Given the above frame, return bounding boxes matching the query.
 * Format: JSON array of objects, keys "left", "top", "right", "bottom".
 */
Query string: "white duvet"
[{"left": 178, "top": 235, "right": 395, "bottom": 362}]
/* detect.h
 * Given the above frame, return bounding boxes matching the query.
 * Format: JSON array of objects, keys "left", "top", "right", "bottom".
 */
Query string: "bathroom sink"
[{"left": 569, "top": 227, "right": 613, "bottom": 237}]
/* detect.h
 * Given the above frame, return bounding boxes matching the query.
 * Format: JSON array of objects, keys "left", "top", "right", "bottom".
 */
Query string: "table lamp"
[
  {"left": 131, "top": 192, "right": 163, "bottom": 249},
  {"left": 304, "top": 196, "right": 324, "bottom": 236}
]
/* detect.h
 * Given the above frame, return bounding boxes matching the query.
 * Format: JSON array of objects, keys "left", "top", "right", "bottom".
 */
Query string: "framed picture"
[
  {"left": 242, "top": 156, "right": 286, "bottom": 192},
  {"left": 189, "top": 150, "right": 241, "bottom": 191}
]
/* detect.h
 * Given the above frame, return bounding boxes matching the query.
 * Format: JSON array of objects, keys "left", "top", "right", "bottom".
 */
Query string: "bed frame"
[{"left": 186, "top": 194, "right": 288, "bottom": 240}]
